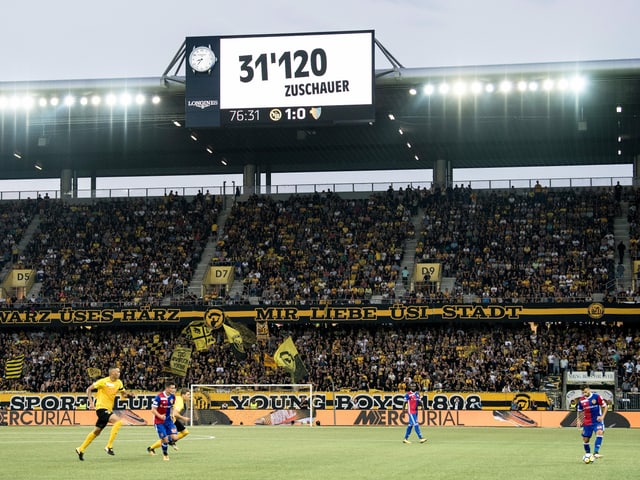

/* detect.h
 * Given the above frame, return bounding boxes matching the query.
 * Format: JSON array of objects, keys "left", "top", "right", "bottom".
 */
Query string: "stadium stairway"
[
  {"left": 173, "top": 203, "right": 234, "bottom": 303},
  {"left": 613, "top": 200, "right": 633, "bottom": 292},
  {"left": 439, "top": 276, "right": 457, "bottom": 295},
  {"left": 394, "top": 237, "right": 416, "bottom": 300},
  {"left": 231, "top": 281, "right": 249, "bottom": 303},
  {"left": 394, "top": 208, "right": 425, "bottom": 300},
  {"left": 2, "top": 213, "right": 42, "bottom": 298},
  {"left": 178, "top": 240, "right": 221, "bottom": 302}
]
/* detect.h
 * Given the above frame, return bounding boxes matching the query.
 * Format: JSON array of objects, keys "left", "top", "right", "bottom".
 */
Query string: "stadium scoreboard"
[{"left": 185, "top": 30, "right": 375, "bottom": 128}]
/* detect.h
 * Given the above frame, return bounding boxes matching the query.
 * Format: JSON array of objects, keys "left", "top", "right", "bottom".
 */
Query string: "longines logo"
[{"left": 187, "top": 99, "right": 219, "bottom": 109}]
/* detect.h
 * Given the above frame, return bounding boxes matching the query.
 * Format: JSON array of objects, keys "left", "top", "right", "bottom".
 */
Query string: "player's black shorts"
[
  {"left": 95, "top": 409, "right": 112, "bottom": 429},
  {"left": 175, "top": 419, "right": 186, "bottom": 432}
]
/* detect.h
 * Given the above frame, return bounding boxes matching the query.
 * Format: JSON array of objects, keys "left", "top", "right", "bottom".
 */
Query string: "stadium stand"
[
  {"left": 411, "top": 185, "right": 618, "bottom": 303},
  {"left": 1, "top": 322, "right": 638, "bottom": 405},
  {"left": 214, "top": 190, "right": 415, "bottom": 305},
  {"left": 1, "top": 184, "right": 636, "bottom": 307},
  {"left": 16, "top": 193, "right": 220, "bottom": 306},
  {"left": 1, "top": 185, "right": 639, "bottom": 406}
]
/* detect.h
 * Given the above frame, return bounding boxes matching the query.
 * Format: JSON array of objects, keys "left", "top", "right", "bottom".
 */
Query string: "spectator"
[{"left": 618, "top": 241, "right": 626, "bottom": 264}]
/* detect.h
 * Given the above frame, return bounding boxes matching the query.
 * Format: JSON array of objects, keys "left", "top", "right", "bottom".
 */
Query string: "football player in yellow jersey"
[
  {"left": 75, "top": 367, "right": 136, "bottom": 461},
  {"left": 147, "top": 388, "right": 190, "bottom": 455}
]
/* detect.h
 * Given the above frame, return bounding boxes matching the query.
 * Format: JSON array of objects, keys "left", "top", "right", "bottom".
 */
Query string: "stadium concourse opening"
[{"left": 0, "top": 46, "right": 639, "bottom": 193}]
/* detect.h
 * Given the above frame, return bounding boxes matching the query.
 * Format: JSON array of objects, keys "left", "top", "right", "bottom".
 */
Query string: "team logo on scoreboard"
[
  {"left": 269, "top": 109, "right": 283, "bottom": 122},
  {"left": 309, "top": 107, "right": 322, "bottom": 120}
]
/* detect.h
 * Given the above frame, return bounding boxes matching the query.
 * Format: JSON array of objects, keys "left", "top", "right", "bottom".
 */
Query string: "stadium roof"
[{"left": 1, "top": 56, "right": 639, "bottom": 181}]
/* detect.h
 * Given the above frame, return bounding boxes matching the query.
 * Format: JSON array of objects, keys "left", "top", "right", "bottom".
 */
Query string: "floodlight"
[{"left": 499, "top": 80, "right": 513, "bottom": 93}]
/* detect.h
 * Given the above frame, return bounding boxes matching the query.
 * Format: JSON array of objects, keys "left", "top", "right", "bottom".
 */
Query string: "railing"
[
  {"left": 0, "top": 175, "right": 634, "bottom": 200},
  {"left": 617, "top": 392, "right": 640, "bottom": 411},
  {"left": 7, "top": 291, "right": 637, "bottom": 309}
]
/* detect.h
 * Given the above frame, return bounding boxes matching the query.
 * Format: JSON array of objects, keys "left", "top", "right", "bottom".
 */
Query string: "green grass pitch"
[{"left": 1, "top": 425, "right": 638, "bottom": 479}]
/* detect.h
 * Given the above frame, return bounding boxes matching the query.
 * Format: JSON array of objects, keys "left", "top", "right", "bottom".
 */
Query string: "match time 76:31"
[{"left": 227, "top": 109, "right": 261, "bottom": 122}]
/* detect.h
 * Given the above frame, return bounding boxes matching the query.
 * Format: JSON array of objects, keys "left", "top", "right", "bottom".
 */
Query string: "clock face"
[{"left": 189, "top": 46, "right": 216, "bottom": 73}]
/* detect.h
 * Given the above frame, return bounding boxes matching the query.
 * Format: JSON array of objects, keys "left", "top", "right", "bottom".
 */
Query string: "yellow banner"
[
  {"left": 11, "top": 269, "right": 34, "bottom": 287},
  {"left": 414, "top": 263, "right": 441, "bottom": 282},
  {"left": 204, "top": 266, "right": 234, "bottom": 285},
  {"left": 2, "top": 303, "right": 640, "bottom": 325},
  {"left": 166, "top": 346, "right": 192, "bottom": 376}
]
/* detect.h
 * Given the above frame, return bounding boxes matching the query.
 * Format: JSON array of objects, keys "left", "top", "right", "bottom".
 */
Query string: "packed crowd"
[
  {"left": 625, "top": 187, "right": 640, "bottom": 263},
  {"left": 0, "top": 184, "right": 638, "bottom": 307},
  {"left": 11, "top": 191, "right": 220, "bottom": 306},
  {"left": 213, "top": 189, "right": 417, "bottom": 303},
  {"left": 1, "top": 322, "right": 638, "bottom": 399},
  {"left": 214, "top": 183, "right": 631, "bottom": 305},
  {"left": 1, "top": 199, "right": 38, "bottom": 270},
  {"left": 410, "top": 184, "right": 620, "bottom": 303}
]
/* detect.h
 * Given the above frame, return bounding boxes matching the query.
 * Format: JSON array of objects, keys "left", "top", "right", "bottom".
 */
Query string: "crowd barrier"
[
  {"left": 1, "top": 389, "right": 638, "bottom": 427},
  {"left": 618, "top": 392, "right": 640, "bottom": 410}
]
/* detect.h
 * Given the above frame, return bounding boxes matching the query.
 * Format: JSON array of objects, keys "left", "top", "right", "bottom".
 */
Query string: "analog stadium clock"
[{"left": 189, "top": 45, "right": 217, "bottom": 73}]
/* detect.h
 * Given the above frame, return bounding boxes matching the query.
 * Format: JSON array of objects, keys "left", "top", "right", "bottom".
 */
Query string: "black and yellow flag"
[
  {"left": 223, "top": 323, "right": 247, "bottom": 360},
  {"left": 274, "top": 337, "right": 309, "bottom": 383},
  {"left": 4, "top": 355, "right": 25, "bottom": 379},
  {"left": 146, "top": 334, "right": 163, "bottom": 356},
  {"left": 263, "top": 353, "right": 277, "bottom": 369},
  {"left": 186, "top": 321, "right": 215, "bottom": 352}
]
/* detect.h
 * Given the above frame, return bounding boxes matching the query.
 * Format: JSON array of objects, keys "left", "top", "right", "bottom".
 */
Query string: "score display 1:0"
[{"left": 282, "top": 107, "right": 308, "bottom": 121}]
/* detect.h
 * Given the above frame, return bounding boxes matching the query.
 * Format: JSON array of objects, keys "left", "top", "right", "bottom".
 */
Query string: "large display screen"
[{"left": 185, "top": 30, "right": 375, "bottom": 128}]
